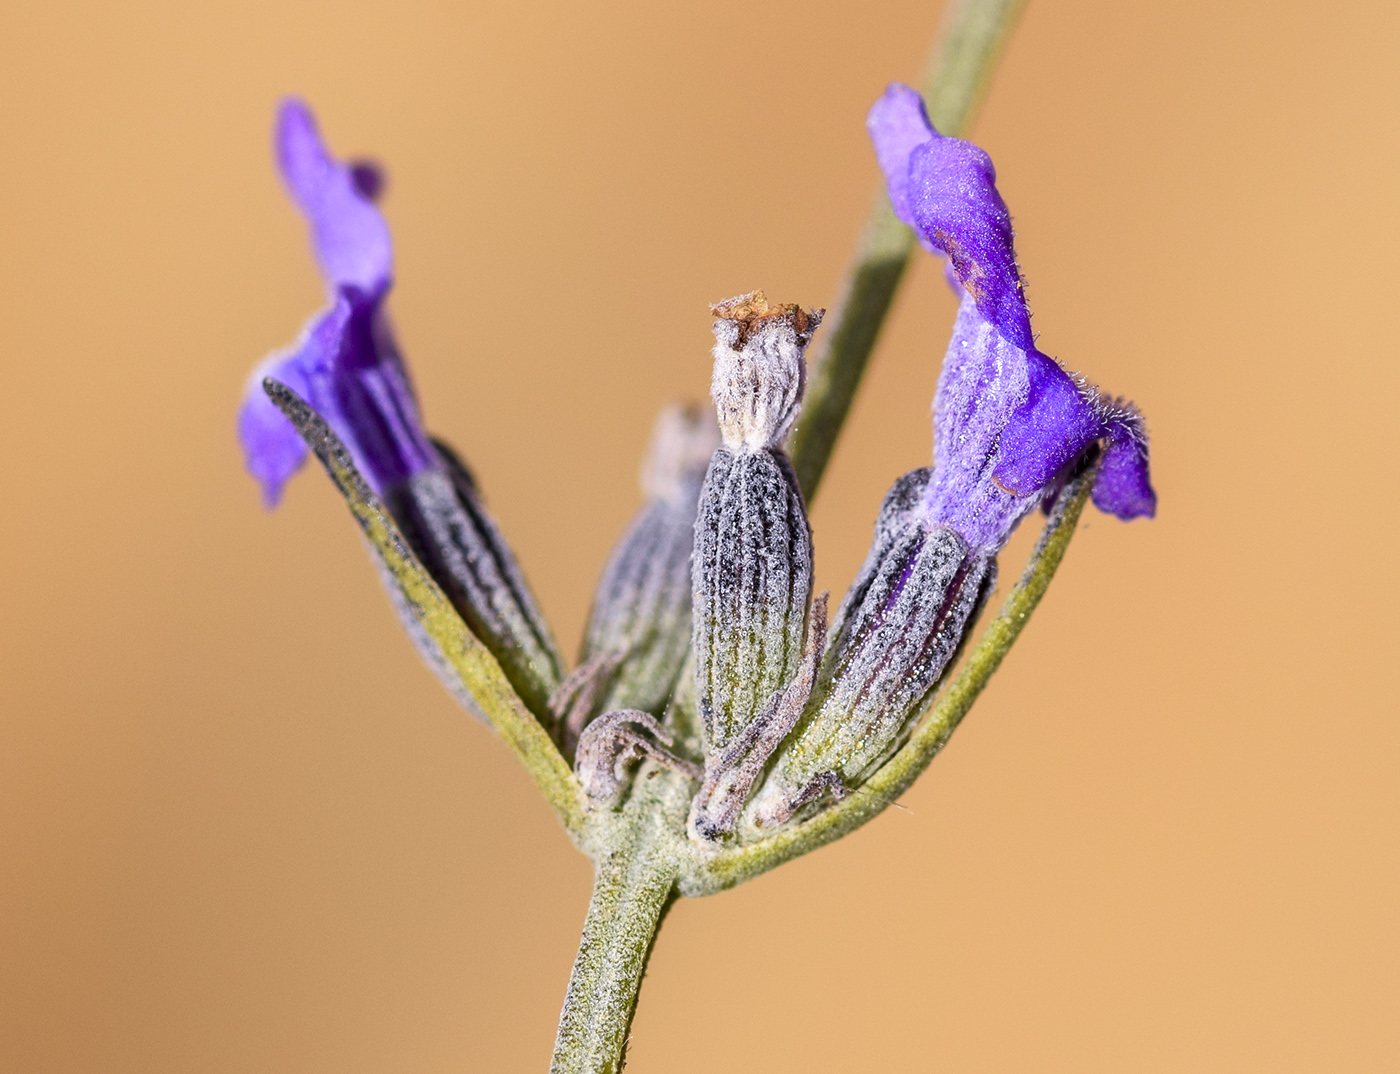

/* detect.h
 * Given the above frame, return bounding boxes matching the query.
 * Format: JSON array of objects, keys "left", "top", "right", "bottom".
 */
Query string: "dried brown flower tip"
[
  {"left": 710, "top": 290, "right": 824, "bottom": 451},
  {"left": 708, "top": 290, "right": 820, "bottom": 346}
]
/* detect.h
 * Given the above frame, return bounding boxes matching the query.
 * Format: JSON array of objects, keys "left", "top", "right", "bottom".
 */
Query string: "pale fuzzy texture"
[
  {"left": 709, "top": 292, "right": 823, "bottom": 452},
  {"left": 640, "top": 403, "right": 721, "bottom": 503},
  {"left": 747, "top": 499, "right": 993, "bottom": 831},
  {"left": 690, "top": 593, "right": 827, "bottom": 841}
]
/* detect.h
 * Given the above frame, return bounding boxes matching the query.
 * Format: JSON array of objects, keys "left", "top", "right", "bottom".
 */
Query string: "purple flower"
[
  {"left": 238, "top": 99, "right": 435, "bottom": 507},
  {"left": 237, "top": 100, "right": 566, "bottom": 720},
  {"left": 867, "top": 83, "right": 1155, "bottom": 552}
]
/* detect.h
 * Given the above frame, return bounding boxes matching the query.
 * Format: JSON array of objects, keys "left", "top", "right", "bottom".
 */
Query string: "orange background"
[{"left": 2, "top": 0, "right": 1396, "bottom": 1070}]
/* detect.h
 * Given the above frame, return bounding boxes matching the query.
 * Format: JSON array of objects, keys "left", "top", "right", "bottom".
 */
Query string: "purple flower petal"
[
  {"left": 991, "top": 360, "right": 1102, "bottom": 496},
  {"left": 906, "top": 135, "right": 1032, "bottom": 353},
  {"left": 241, "top": 102, "right": 438, "bottom": 507},
  {"left": 1092, "top": 408, "right": 1157, "bottom": 520},
  {"left": 237, "top": 305, "right": 346, "bottom": 507},
  {"left": 920, "top": 296, "right": 1041, "bottom": 550},
  {"left": 275, "top": 98, "right": 392, "bottom": 295},
  {"left": 868, "top": 83, "right": 1157, "bottom": 543},
  {"left": 866, "top": 83, "right": 936, "bottom": 230}
]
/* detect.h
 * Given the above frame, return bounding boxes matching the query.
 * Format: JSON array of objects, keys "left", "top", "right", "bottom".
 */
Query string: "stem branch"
[{"left": 788, "top": 0, "right": 1028, "bottom": 501}]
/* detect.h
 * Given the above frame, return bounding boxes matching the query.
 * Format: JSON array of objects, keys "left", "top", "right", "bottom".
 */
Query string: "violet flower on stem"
[{"left": 236, "top": 1, "right": 1157, "bottom": 1070}]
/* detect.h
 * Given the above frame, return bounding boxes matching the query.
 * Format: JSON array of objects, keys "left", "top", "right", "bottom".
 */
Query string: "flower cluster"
[{"left": 240, "top": 84, "right": 1154, "bottom": 842}]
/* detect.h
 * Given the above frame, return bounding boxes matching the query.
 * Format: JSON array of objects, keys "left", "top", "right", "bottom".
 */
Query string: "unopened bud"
[
  {"left": 563, "top": 405, "right": 719, "bottom": 750},
  {"left": 692, "top": 441, "right": 813, "bottom": 754},
  {"left": 690, "top": 292, "right": 822, "bottom": 836},
  {"left": 745, "top": 469, "right": 995, "bottom": 831}
]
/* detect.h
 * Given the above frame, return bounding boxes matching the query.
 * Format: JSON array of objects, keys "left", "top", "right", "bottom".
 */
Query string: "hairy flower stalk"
[{"left": 237, "top": 3, "right": 1160, "bottom": 1069}]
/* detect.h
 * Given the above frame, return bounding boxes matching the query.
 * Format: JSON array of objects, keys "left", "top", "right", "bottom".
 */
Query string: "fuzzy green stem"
[
  {"left": 263, "top": 381, "right": 589, "bottom": 841},
  {"left": 787, "top": 0, "right": 1028, "bottom": 502},
  {"left": 680, "top": 461, "right": 1096, "bottom": 896},
  {"left": 551, "top": 771, "right": 691, "bottom": 1074}
]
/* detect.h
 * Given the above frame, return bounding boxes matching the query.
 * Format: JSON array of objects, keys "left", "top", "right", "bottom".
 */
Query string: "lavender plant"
[{"left": 236, "top": 1, "right": 1155, "bottom": 1069}]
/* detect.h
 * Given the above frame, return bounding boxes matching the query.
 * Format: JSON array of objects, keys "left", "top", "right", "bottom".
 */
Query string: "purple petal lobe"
[
  {"left": 349, "top": 160, "right": 385, "bottom": 201},
  {"left": 906, "top": 135, "right": 1032, "bottom": 352},
  {"left": 866, "top": 83, "right": 936, "bottom": 229},
  {"left": 1092, "top": 412, "right": 1157, "bottom": 520},
  {"left": 275, "top": 98, "right": 392, "bottom": 294},
  {"left": 238, "top": 304, "right": 350, "bottom": 507},
  {"left": 991, "top": 360, "right": 1102, "bottom": 496}
]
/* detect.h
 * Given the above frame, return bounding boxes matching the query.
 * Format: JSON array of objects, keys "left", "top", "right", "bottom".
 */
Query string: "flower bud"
[
  {"left": 693, "top": 293, "right": 822, "bottom": 758},
  {"left": 744, "top": 469, "right": 996, "bottom": 831},
  {"left": 563, "top": 405, "right": 718, "bottom": 749},
  {"left": 687, "top": 293, "right": 824, "bottom": 839},
  {"left": 385, "top": 439, "right": 566, "bottom": 718}
]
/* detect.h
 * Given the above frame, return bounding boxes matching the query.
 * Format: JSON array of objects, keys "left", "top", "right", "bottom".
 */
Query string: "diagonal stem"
[
  {"left": 788, "top": 0, "right": 1028, "bottom": 502},
  {"left": 264, "top": 381, "right": 590, "bottom": 841}
]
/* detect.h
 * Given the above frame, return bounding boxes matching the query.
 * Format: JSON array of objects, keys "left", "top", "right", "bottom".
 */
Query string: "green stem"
[
  {"left": 551, "top": 771, "right": 691, "bottom": 1074},
  {"left": 680, "top": 460, "right": 1096, "bottom": 896},
  {"left": 264, "top": 381, "right": 590, "bottom": 840},
  {"left": 787, "top": 0, "right": 1028, "bottom": 502}
]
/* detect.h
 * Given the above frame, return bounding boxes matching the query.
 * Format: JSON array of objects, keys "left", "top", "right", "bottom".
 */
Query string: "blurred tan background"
[{"left": 2, "top": 0, "right": 1396, "bottom": 1070}]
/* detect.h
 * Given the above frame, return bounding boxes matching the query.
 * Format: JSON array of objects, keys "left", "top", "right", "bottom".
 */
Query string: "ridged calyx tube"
[
  {"left": 744, "top": 469, "right": 994, "bottom": 831},
  {"left": 689, "top": 292, "right": 824, "bottom": 840},
  {"left": 385, "top": 442, "right": 566, "bottom": 720}
]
